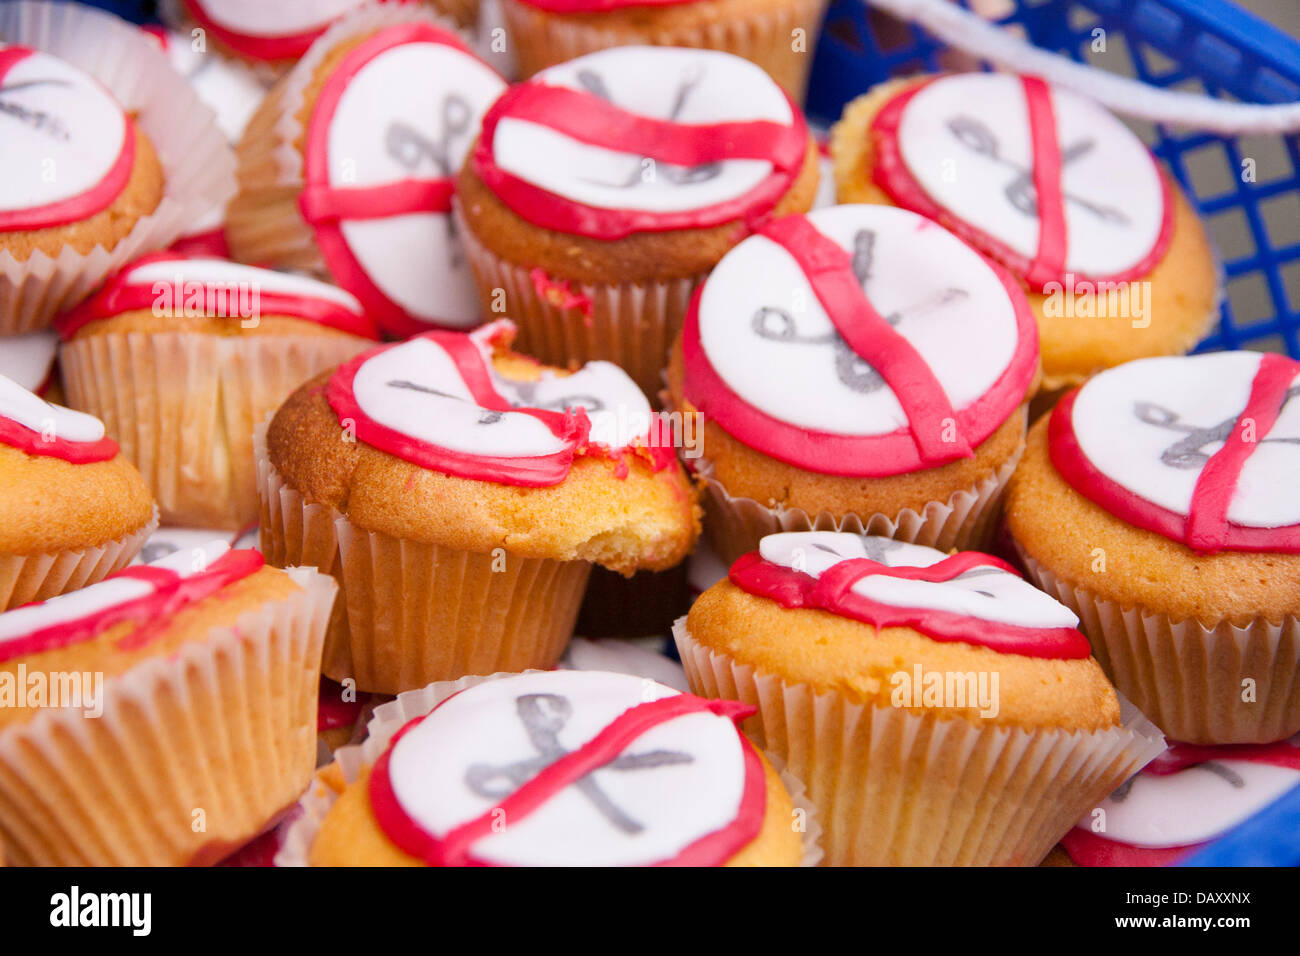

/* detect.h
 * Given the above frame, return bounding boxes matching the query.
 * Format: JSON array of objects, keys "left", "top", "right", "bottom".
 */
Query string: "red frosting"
[
  {"left": 0, "top": 548, "right": 264, "bottom": 664},
  {"left": 368, "top": 693, "right": 764, "bottom": 867},
  {"left": 53, "top": 252, "right": 381, "bottom": 340},
  {"left": 0, "top": 411, "right": 118, "bottom": 464},
  {"left": 517, "top": 0, "right": 692, "bottom": 9},
  {"left": 298, "top": 21, "right": 501, "bottom": 337},
  {"left": 0, "top": 47, "right": 137, "bottom": 234},
  {"left": 870, "top": 75, "right": 1175, "bottom": 293},
  {"left": 170, "top": 227, "right": 231, "bottom": 259},
  {"left": 317, "top": 676, "right": 371, "bottom": 733},
  {"left": 1049, "top": 353, "right": 1300, "bottom": 554},
  {"left": 728, "top": 550, "right": 1092, "bottom": 659},
  {"left": 681, "top": 213, "right": 1038, "bottom": 477},
  {"left": 471, "top": 76, "right": 808, "bottom": 240},
  {"left": 179, "top": 0, "right": 389, "bottom": 61},
  {"left": 1061, "top": 739, "right": 1300, "bottom": 866}
]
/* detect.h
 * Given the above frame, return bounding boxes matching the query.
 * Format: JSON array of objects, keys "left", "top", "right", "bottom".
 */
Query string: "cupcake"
[
  {"left": 0, "top": 374, "right": 156, "bottom": 611},
  {"left": 500, "top": 0, "right": 829, "bottom": 102},
  {"left": 0, "top": 2, "right": 233, "bottom": 334},
  {"left": 226, "top": 7, "right": 507, "bottom": 335},
  {"left": 830, "top": 72, "right": 1218, "bottom": 393},
  {"left": 666, "top": 203, "right": 1040, "bottom": 564},
  {"left": 1056, "top": 736, "right": 1300, "bottom": 865},
  {"left": 57, "top": 252, "right": 380, "bottom": 530},
  {"left": 168, "top": 0, "right": 382, "bottom": 71},
  {"left": 282, "top": 670, "right": 807, "bottom": 866},
  {"left": 457, "top": 44, "right": 820, "bottom": 397},
  {"left": 1006, "top": 351, "right": 1300, "bottom": 745},
  {"left": 675, "top": 530, "right": 1166, "bottom": 865},
  {"left": 0, "top": 540, "right": 336, "bottom": 865},
  {"left": 257, "top": 319, "right": 700, "bottom": 694}
]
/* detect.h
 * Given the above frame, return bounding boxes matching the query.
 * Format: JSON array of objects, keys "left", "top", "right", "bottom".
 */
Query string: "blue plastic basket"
[{"left": 808, "top": 0, "right": 1300, "bottom": 359}]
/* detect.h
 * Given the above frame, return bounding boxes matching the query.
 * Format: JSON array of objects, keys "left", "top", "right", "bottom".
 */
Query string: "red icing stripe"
[
  {"left": 1021, "top": 76, "right": 1068, "bottom": 290},
  {"left": 324, "top": 331, "right": 593, "bottom": 487},
  {"left": 728, "top": 550, "right": 1092, "bottom": 659},
  {"left": 53, "top": 252, "right": 381, "bottom": 340},
  {"left": 0, "top": 47, "right": 137, "bottom": 234},
  {"left": 869, "top": 76, "right": 1176, "bottom": 293},
  {"left": 301, "top": 21, "right": 499, "bottom": 337},
  {"left": 1145, "top": 739, "right": 1300, "bottom": 775},
  {"left": 368, "top": 694, "right": 765, "bottom": 867},
  {"left": 757, "top": 216, "right": 972, "bottom": 464},
  {"left": 170, "top": 227, "right": 230, "bottom": 258},
  {"left": 180, "top": 0, "right": 342, "bottom": 61},
  {"left": 681, "top": 214, "right": 1038, "bottom": 478},
  {"left": 471, "top": 79, "right": 808, "bottom": 240},
  {"left": 0, "top": 412, "right": 118, "bottom": 463},
  {"left": 317, "top": 676, "right": 371, "bottom": 732},
  {"left": 518, "top": 0, "right": 692, "bottom": 9},
  {"left": 1060, "top": 827, "right": 1195, "bottom": 867},
  {"left": 1049, "top": 359, "right": 1300, "bottom": 554},
  {"left": 0, "top": 549, "right": 264, "bottom": 663}
]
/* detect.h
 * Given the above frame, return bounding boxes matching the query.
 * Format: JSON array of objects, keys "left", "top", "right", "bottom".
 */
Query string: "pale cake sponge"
[{"left": 830, "top": 78, "right": 1218, "bottom": 390}]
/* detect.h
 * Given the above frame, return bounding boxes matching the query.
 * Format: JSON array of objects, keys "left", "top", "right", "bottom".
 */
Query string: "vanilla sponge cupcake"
[
  {"left": 57, "top": 253, "right": 380, "bottom": 530},
  {"left": 501, "top": 0, "right": 829, "bottom": 101},
  {"left": 285, "top": 670, "right": 805, "bottom": 866},
  {"left": 830, "top": 72, "right": 1217, "bottom": 392},
  {"left": 227, "top": 8, "right": 507, "bottom": 335},
  {"left": 457, "top": 44, "right": 820, "bottom": 396},
  {"left": 666, "top": 203, "right": 1040, "bottom": 564},
  {"left": 1007, "top": 351, "right": 1300, "bottom": 744},
  {"left": 0, "top": 540, "right": 336, "bottom": 865},
  {"left": 170, "top": 0, "right": 382, "bottom": 70},
  {"left": 0, "top": 374, "right": 156, "bottom": 611},
  {"left": 258, "top": 319, "right": 700, "bottom": 694},
  {"left": 1055, "top": 736, "right": 1300, "bottom": 866},
  {"left": 676, "top": 531, "right": 1165, "bottom": 865}
]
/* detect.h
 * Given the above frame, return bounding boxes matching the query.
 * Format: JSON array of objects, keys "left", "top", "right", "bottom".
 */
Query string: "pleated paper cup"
[
  {"left": 500, "top": 0, "right": 829, "bottom": 102},
  {"left": 225, "top": 2, "right": 464, "bottom": 272},
  {"left": 276, "top": 670, "right": 823, "bottom": 866},
  {"left": 0, "top": 565, "right": 336, "bottom": 866},
  {"left": 256, "top": 428, "right": 592, "bottom": 695},
  {"left": 0, "top": 507, "right": 158, "bottom": 611},
  {"left": 60, "top": 330, "right": 369, "bottom": 531},
  {"left": 0, "top": 1, "right": 234, "bottom": 334},
  {"left": 693, "top": 433, "right": 1025, "bottom": 566},
  {"left": 1020, "top": 551, "right": 1300, "bottom": 746},
  {"left": 458, "top": 208, "right": 705, "bottom": 402},
  {"left": 673, "top": 618, "right": 1166, "bottom": 867}
]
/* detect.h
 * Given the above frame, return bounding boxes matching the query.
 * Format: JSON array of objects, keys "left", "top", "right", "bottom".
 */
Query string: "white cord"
[{"left": 866, "top": 0, "right": 1300, "bottom": 134}]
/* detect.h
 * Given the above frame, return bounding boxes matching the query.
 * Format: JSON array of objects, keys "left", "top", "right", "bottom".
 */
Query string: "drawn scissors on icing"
[
  {"left": 749, "top": 229, "right": 967, "bottom": 395},
  {"left": 946, "top": 115, "right": 1128, "bottom": 225},
  {"left": 0, "top": 77, "right": 71, "bottom": 140},
  {"left": 575, "top": 66, "right": 723, "bottom": 189},
  {"left": 384, "top": 94, "right": 472, "bottom": 176},
  {"left": 464, "top": 693, "right": 694, "bottom": 835},
  {"left": 1134, "top": 388, "right": 1300, "bottom": 469}
]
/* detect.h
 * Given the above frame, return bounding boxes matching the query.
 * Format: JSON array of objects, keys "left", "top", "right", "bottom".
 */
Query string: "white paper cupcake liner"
[
  {"left": 256, "top": 426, "right": 591, "bottom": 695},
  {"left": 60, "top": 329, "right": 369, "bottom": 530},
  {"left": 0, "top": 0, "right": 235, "bottom": 334},
  {"left": 673, "top": 617, "right": 1166, "bottom": 866},
  {"left": 0, "top": 506, "right": 158, "bottom": 611},
  {"left": 1020, "top": 550, "right": 1300, "bottom": 746},
  {"left": 457, "top": 206, "right": 706, "bottom": 401},
  {"left": 692, "top": 426, "right": 1026, "bottom": 566},
  {"left": 0, "top": 565, "right": 336, "bottom": 866},
  {"left": 500, "top": 0, "right": 829, "bottom": 101},
  {"left": 276, "top": 669, "right": 822, "bottom": 866}
]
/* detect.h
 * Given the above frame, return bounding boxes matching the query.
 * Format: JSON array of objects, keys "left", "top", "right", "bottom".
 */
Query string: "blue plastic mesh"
[{"left": 807, "top": 0, "right": 1300, "bottom": 358}]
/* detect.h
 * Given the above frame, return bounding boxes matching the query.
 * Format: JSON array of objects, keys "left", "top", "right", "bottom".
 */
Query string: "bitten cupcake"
[
  {"left": 666, "top": 203, "right": 1040, "bottom": 564},
  {"left": 0, "top": 540, "right": 336, "bottom": 865},
  {"left": 457, "top": 44, "right": 820, "bottom": 397},
  {"left": 57, "top": 252, "right": 380, "bottom": 530},
  {"left": 0, "top": 375, "right": 156, "bottom": 611},
  {"left": 830, "top": 72, "right": 1217, "bottom": 393},
  {"left": 0, "top": 2, "right": 232, "bottom": 334},
  {"left": 1053, "top": 736, "right": 1300, "bottom": 866},
  {"left": 676, "top": 531, "right": 1165, "bottom": 866},
  {"left": 500, "top": 0, "right": 829, "bottom": 101},
  {"left": 1006, "top": 351, "right": 1300, "bottom": 745},
  {"left": 258, "top": 319, "right": 699, "bottom": 695},
  {"left": 226, "top": 6, "right": 507, "bottom": 335},
  {"left": 281, "top": 670, "right": 806, "bottom": 866}
]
